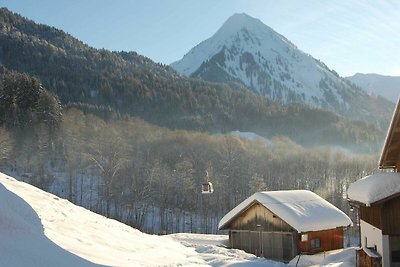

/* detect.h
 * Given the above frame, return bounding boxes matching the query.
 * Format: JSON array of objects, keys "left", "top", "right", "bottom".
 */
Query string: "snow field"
[{"left": 0, "top": 172, "right": 356, "bottom": 266}]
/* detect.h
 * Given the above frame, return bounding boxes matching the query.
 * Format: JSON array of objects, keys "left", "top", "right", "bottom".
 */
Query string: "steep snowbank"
[{"left": 0, "top": 173, "right": 203, "bottom": 266}]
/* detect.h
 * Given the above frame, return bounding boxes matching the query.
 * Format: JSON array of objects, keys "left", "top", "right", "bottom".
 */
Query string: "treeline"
[
  {"left": 0, "top": 8, "right": 385, "bottom": 151},
  {"left": 0, "top": 67, "right": 62, "bottom": 131},
  {"left": 0, "top": 9, "right": 387, "bottom": 235},
  {"left": 0, "top": 105, "right": 379, "bottom": 233}
]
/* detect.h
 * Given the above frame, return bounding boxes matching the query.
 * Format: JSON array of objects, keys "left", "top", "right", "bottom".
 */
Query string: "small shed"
[{"left": 219, "top": 190, "right": 352, "bottom": 262}]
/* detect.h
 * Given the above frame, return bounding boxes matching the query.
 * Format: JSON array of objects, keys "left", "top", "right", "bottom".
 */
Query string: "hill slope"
[
  {"left": 0, "top": 172, "right": 360, "bottom": 267},
  {"left": 346, "top": 73, "right": 400, "bottom": 102},
  {"left": 0, "top": 172, "right": 358, "bottom": 266},
  {"left": 0, "top": 172, "right": 295, "bottom": 266},
  {"left": 0, "top": 173, "right": 203, "bottom": 266},
  {"left": 171, "top": 13, "right": 394, "bottom": 128},
  {"left": 0, "top": 8, "right": 387, "bottom": 149}
]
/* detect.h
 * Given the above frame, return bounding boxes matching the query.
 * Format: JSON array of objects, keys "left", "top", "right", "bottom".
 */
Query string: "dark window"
[
  {"left": 392, "top": 250, "right": 400, "bottom": 262},
  {"left": 311, "top": 238, "right": 321, "bottom": 249}
]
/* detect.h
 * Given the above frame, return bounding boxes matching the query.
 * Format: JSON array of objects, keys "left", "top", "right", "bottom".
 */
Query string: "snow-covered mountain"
[
  {"left": 346, "top": 73, "right": 400, "bottom": 102},
  {"left": 171, "top": 13, "right": 393, "bottom": 127}
]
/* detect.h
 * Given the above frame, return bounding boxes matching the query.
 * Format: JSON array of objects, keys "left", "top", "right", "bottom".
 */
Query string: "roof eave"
[
  {"left": 348, "top": 190, "right": 400, "bottom": 207},
  {"left": 379, "top": 97, "right": 400, "bottom": 169},
  {"left": 218, "top": 200, "right": 259, "bottom": 230}
]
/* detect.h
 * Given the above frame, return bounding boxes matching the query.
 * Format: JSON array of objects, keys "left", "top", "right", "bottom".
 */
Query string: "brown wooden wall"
[
  {"left": 381, "top": 196, "right": 400, "bottom": 235},
  {"left": 228, "top": 202, "right": 293, "bottom": 232},
  {"left": 360, "top": 195, "right": 400, "bottom": 235},
  {"left": 357, "top": 248, "right": 382, "bottom": 267},
  {"left": 297, "top": 228, "right": 344, "bottom": 254},
  {"left": 360, "top": 205, "right": 382, "bottom": 229},
  {"left": 226, "top": 202, "right": 344, "bottom": 260},
  {"left": 230, "top": 230, "right": 297, "bottom": 262}
]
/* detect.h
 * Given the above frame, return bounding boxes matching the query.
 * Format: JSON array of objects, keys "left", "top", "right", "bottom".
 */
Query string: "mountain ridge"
[
  {"left": 346, "top": 73, "right": 400, "bottom": 102},
  {"left": 171, "top": 13, "right": 394, "bottom": 129},
  {"left": 0, "top": 8, "right": 387, "bottom": 150}
]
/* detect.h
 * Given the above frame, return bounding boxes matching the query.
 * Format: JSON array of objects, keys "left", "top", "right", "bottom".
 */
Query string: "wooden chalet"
[
  {"left": 347, "top": 97, "right": 400, "bottom": 267},
  {"left": 218, "top": 190, "right": 352, "bottom": 262}
]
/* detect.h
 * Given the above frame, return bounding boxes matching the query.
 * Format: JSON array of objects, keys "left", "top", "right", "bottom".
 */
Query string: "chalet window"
[
  {"left": 392, "top": 250, "right": 400, "bottom": 262},
  {"left": 311, "top": 238, "right": 321, "bottom": 249}
]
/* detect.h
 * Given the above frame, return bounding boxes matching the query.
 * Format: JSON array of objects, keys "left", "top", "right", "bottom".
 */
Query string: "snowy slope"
[
  {"left": 346, "top": 73, "right": 400, "bottom": 102},
  {"left": 0, "top": 172, "right": 356, "bottom": 266},
  {"left": 0, "top": 173, "right": 205, "bottom": 267},
  {"left": 171, "top": 13, "right": 393, "bottom": 126}
]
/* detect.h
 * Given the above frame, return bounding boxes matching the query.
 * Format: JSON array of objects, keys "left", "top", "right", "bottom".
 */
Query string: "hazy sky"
[{"left": 2, "top": 0, "right": 400, "bottom": 77}]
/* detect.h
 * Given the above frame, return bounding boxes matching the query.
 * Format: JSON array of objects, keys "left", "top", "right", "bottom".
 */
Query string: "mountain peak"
[
  {"left": 171, "top": 13, "right": 394, "bottom": 126},
  {"left": 222, "top": 13, "right": 264, "bottom": 29},
  {"left": 171, "top": 13, "right": 295, "bottom": 75},
  {"left": 214, "top": 12, "right": 280, "bottom": 41}
]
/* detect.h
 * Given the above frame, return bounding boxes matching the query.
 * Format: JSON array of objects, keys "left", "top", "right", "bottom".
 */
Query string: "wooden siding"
[
  {"left": 230, "top": 230, "right": 297, "bottom": 262},
  {"left": 379, "top": 97, "right": 400, "bottom": 170},
  {"left": 298, "top": 228, "right": 344, "bottom": 254},
  {"left": 360, "top": 195, "right": 400, "bottom": 235},
  {"left": 382, "top": 197, "right": 400, "bottom": 235},
  {"left": 228, "top": 202, "right": 293, "bottom": 232},
  {"left": 226, "top": 202, "right": 344, "bottom": 261},
  {"left": 357, "top": 248, "right": 382, "bottom": 267},
  {"left": 360, "top": 205, "right": 382, "bottom": 230}
]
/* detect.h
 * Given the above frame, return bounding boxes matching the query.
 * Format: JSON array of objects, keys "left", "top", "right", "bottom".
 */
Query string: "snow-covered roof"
[
  {"left": 347, "top": 172, "right": 400, "bottom": 206},
  {"left": 218, "top": 190, "right": 352, "bottom": 233}
]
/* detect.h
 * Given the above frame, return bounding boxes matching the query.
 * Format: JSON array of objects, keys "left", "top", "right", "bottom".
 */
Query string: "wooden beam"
[
  {"left": 393, "top": 126, "right": 400, "bottom": 134},
  {"left": 379, "top": 98, "right": 400, "bottom": 168},
  {"left": 385, "top": 140, "right": 400, "bottom": 155}
]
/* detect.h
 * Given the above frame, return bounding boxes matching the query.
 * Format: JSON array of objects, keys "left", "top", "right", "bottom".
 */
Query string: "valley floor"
[{"left": 0, "top": 172, "right": 355, "bottom": 266}]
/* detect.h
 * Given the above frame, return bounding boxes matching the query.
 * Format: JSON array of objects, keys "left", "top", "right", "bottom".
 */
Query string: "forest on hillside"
[
  {"left": 0, "top": 8, "right": 387, "bottom": 151},
  {"left": 0, "top": 8, "right": 390, "bottom": 235},
  {"left": 0, "top": 70, "right": 381, "bottom": 234},
  {"left": 0, "top": 105, "right": 380, "bottom": 234}
]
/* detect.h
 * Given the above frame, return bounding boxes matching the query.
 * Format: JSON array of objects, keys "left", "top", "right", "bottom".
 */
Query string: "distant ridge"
[
  {"left": 346, "top": 73, "right": 400, "bottom": 102},
  {"left": 171, "top": 13, "right": 394, "bottom": 129},
  {"left": 0, "top": 8, "right": 388, "bottom": 149}
]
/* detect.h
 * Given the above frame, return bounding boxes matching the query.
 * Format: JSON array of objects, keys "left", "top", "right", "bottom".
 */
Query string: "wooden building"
[
  {"left": 218, "top": 190, "right": 352, "bottom": 262},
  {"left": 379, "top": 97, "right": 400, "bottom": 171},
  {"left": 347, "top": 97, "right": 400, "bottom": 267}
]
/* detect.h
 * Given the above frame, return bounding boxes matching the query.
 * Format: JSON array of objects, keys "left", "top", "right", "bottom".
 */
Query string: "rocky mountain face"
[
  {"left": 346, "top": 73, "right": 399, "bottom": 102},
  {"left": 171, "top": 13, "right": 394, "bottom": 129}
]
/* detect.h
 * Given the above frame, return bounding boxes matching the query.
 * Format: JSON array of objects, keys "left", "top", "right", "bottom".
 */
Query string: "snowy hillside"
[
  {"left": 0, "top": 173, "right": 206, "bottom": 266},
  {"left": 171, "top": 13, "right": 393, "bottom": 126},
  {"left": 346, "top": 73, "right": 400, "bottom": 102},
  {"left": 0, "top": 172, "right": 356, "bottom": 266}
]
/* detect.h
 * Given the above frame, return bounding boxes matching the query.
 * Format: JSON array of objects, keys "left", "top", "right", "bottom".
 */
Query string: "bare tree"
[{"left": 0, "top": 127, "right": 14, "bottom": 170}]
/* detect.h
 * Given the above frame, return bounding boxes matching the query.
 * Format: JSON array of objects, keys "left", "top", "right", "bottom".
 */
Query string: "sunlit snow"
[
  {"left": 347, "top": 172, "right": 400, "bottom": 206},
  {"left": 0, "top": 172, "right": 356, "bottom": 266}
]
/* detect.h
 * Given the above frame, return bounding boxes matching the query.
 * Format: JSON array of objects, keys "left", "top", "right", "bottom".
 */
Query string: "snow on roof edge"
[
  {"left": 347, "top": 172, "right": 400, "bottom": 206},
  {"left": 219, "top": 190, "right": 352, "bottom": 233}
]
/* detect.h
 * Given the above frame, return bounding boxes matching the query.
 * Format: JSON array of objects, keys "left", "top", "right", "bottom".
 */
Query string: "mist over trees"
[
  {"left": 0, "top": 8, "right": 385, "bottom": 235},
  {"left": 0, "top": 104, "right": 379, "bottom": 234},
  {"left": 0, "top": 8, "right": 386, "bottom": 152}
]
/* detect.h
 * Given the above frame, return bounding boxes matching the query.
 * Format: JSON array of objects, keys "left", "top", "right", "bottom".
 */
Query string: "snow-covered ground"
[{"left": 0, "top": 172, "right": 356, "bottom": 266}]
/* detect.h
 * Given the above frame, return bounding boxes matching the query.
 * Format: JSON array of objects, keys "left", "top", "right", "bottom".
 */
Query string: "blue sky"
[{"left": 2, "top": 0, "right": 400, "bottom": 77}]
